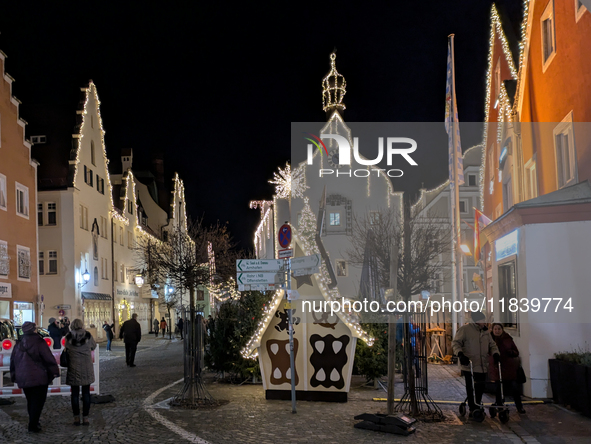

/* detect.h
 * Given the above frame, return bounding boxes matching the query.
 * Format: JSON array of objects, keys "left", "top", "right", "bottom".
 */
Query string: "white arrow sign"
[
  {"left": 236, "top": 259, "right": 284, "bottom": 272},
  {"left": 291, "top": 254, "right": 321, "bottom": 270},
  {"left": 292, "top": 267, "right": 319, "bottom": 277},
  {"left": 237, "top": 272, "right": 281, "bottom": 285}
]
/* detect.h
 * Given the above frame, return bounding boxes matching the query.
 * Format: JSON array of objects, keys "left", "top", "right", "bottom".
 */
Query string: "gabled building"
[
  {"left": 478, "top": 1, "right": 591, "bottom": 398},
  {"left": 0, "top": 49, "right": 39, "bottom": 325}
]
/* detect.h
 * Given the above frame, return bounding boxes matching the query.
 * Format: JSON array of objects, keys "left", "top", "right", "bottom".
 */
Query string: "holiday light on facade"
[{"left": 322, "top": 53, "right": 346, "bottom": 112}]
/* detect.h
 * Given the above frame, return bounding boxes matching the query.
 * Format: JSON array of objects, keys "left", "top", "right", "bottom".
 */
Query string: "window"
[
  {"left": 128, "top": 231, "right": 133, "bottom": 249},
  {"left": 120, "top": 264, "right": 125, "bottom": 282},
  {"left": 100, "top": 216, "right": 108, "bottom": 238},
  {"left": 336, "top": 260, "right": 347, "bottom": 277},
  {"left": 459, "top": 199, "right": 468, "bottom": 214},
  {"left": 554, "top": 113, "right": 577, "bottom": 189},
  {"left": 94, "top": 266, "right": 99, "bottom": 286},
  {"left": 48, "top": 251, "right": 58, "bottom": 275},
  {"left": 84, "top": 165, "right": 94, "bottom": 187},
  {"left": 101, "top": 257, "right": 108, "bottom": 279},
  {"left": 498, "top": 261, "right": 518, "bottom": 328},
  {"left": 503, "top": 177, "right": 513, "bottom": 211},
  {"left": 79, "top": 205, "right": 88, "bottom": 230},
  {"left": 119, "top": 226, "right": 124, "bottom": 245},
  {"left": 495, "top": 204, "right": 502, "bottom": 219},
  {"left": 39, "top": 252, "right": 44, "bottom": 275},
  {"left": 31, "top": 135, "right": 47, "bottom": 144},
  {"left": 91, "top": 115, "right": 94, "bottom": 129},
  {"left": 430, "top": 272, "right": 442, "bottom": 293},
  {"left": 96, "top": 176, "right": 104, "bottom": 195},
  {"left": 541, "top": 1, "right": 556, "bottom": 70},
  {"left": 197, "top": 290, "right": 205, "bottom": 301},
  {"left": 576, "top": 0, "right": 587, "bottom": 22},
  {"left": 468, "top": 174, "right": 477, "bottom": 186},
  {"left": 0, "top": 240, "right": 9, "bottom": 277},
  {"left": 90, "top": 140, "right": 96, "bottom": 166},
  {"left": 38, "top": 203, "right": 44, "bottom": 226},
  {"left": 163, "top": 230, "right": 169, "bottom": 242},
  {"left": 17, "top": 245, "right": 30, "bottom": 280},
  {"left": 525, "top": 158, "right": 538, "bottom": 200},
  {"left": 0, "top": 174, "right": 6, "bottom": 210},
  {"left": 329, "top": 212, "right": 340, "bottom": 226},
  {"left": 127, "top": 199, "right": 134, "bottom": 215},
  {"left": 47, "top": 202, "right": 57, "bottom": 225},
  {"left": 15, "top": 182, "right": 29, "bottom": 218},
  {"left": 370, "top": 211, "right": 380, "bottom": 225},
  {"left": 114, "top": 261, "right": 118, "bottom": 281}
]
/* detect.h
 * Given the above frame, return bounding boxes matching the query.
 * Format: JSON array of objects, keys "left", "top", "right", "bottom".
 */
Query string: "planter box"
[{"left": 548, "top": 359, "right": 591, "bottom": 418}]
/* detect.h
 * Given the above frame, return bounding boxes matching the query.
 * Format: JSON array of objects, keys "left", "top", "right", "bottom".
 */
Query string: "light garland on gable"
[
  {"left": 171, "top": 173, "right": 189, "bottom": 234},
  {"left": 322, "top": 53, "right": 346, "bottom": 112}
]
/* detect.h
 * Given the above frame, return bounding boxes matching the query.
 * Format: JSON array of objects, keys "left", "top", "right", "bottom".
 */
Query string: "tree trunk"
[{"left": 387, "top": 240, "right": 399, "bottom": 415}]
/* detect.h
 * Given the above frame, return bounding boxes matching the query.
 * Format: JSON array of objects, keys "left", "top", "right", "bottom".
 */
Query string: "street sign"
[
  {"left": 54, "top": 305, "right": 71, "bottom": 310},
  {"left": 292, "top": 267, "right": 318, "bottom": 277},
  {"left": 284, "top": 300, "right": 292, "bottom": 310},
  {"left": 236, "top": 259, "right": 284, "bottom": 272},
  {"left": 278, "top": 224, "right": 292, "bottom": 248},
  {"left": 237, "top": 272, "right": 281, "bottom": 285},
  {"left": 291, "top": 254, "right": 321, "bottom": 270},
  {"left": 278, "top": 249, "right": 293, "bottom": 259},
  {"left": 238, "top": 283, "right": 279, "bottom": 292},
  {"left": 286, "top": 290, "right": 300, "bottom": 301}
]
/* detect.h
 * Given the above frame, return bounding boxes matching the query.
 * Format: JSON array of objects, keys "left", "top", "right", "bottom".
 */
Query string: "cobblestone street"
[{"left": 1, "top": 336, "right": 590, "bottom": 443}]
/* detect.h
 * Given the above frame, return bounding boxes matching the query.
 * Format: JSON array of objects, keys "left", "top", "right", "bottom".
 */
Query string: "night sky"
[{"left": 0, "top": 2, "right": 521, "bottom": 249}]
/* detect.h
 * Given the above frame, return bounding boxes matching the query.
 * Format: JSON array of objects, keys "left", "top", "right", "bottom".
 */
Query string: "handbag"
[
  {"left": 517, "top": 366, "right": 526, "bottom": 383},
  {"left": 60, "top": 348, "right": 70, "bottom": 368}
]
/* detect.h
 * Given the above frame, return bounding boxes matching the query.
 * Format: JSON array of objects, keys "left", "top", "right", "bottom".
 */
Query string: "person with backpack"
[
  {"left": 10, "top": 322, "right": 60, "bottom": 433},
  {"left": 102, "top": 320, "right": 114, "bottom": 351},
  {"left": 65, "top": 318, "right": 97, "bottom": 426}
]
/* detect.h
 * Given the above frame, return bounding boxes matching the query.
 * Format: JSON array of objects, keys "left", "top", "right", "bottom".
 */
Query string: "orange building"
[
  {"left": 477, "top": 1, "right": 591, "bottom": 398},
  {"left": 0, "top": 50, "right": 40, "bottom": 325}
]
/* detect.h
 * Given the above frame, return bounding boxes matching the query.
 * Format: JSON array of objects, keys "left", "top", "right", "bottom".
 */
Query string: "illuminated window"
[
  {"left": 498, "top": 261, "right": 518, "bottom": 328},
  {"left": 17, "top": 245, "right": 30, "bottom": 280},
  {"left": 0, "top": 240, "right": 9, "bottom": 277},
  {"left": 329, "top": 212, "right": 340, "bottom": 226}
]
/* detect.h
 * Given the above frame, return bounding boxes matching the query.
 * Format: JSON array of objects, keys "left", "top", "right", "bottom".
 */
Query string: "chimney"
[{"left": 121, "top": 148, "right": 133, "bottom": 171}]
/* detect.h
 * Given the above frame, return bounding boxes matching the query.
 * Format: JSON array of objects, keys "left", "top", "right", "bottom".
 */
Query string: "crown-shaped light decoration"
[{"left": 322, "top": 52, "right": 346, "bottom": 112}]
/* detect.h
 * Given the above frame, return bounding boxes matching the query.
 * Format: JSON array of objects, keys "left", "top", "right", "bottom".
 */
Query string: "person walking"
[
  {"left": 102, "top": 320, "right": 114, "bottom": 352},
  {"left": 65, "top": 319, "right": 96, "bottom": 426},
  {"left": 452, "top": 311, "right": 500, "bottom": 418},
  {"left": 160, "top": 317, "right": 167, "bottom": 338},
  {"left": 489, "top": 323, "right": 526, "bottom": 414},
  {"left": 177, "top": 317, "right": 184, "bottom": 340},
  {"left": 10, "top": 322, "right": 60, "bottom": 433},
  {"left": 120, "top": 313, "right": 142, "bottom": 367},
  {"left": 48, "top": 317, "right": 66, "bottom": 349},
  {"left": 153, "top": 318, "right": 160, "bottom": 337}
]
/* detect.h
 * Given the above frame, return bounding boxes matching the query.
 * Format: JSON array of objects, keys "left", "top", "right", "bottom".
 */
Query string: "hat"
[
  {"left": 471, "top": 311, "right": 485, "bottom": 322},
  {"left": 22, "top": 322, "right": 36, "bottom": 333},
  {"left": 48, "top": 317, "right": 56, "bottom": 324}
]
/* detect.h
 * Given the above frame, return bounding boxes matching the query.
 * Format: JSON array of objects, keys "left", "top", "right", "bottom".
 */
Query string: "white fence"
[{"left": 0, "top": 337, "right": 100, "bottom": 397}]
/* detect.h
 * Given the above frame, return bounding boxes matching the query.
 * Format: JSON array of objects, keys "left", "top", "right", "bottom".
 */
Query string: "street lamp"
[
  {"left": 78, "top": 269, "right": 91, "bottom": 288},
  {"left": 460, "top": 244, "right": 472, "bottom": 256},
  {"left": 135, "top": 273, "right": 144, "bottom": 288}
]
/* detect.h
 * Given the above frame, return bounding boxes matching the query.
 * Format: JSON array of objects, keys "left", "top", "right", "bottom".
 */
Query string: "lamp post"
[{"left": 78, "top": 269, "right": 91, "bottom": 288}]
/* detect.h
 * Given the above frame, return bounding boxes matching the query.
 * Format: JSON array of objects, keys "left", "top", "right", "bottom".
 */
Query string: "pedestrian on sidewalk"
[
  {"left": 160, "top": 317, "right": 167, "bottom": 338},
  {"left": 10, "top": 322, "right": 60, "bottom": 433},
  {"left": 452, "top": 311, "right": 500, "bottom": 418},
  {"left": 102, "top": 320, "right": 114, "bottom": 351},
  {"left": 153, "top": 318, "right": 160, "bottom": 337},
  {"left": 489, "top": 323, "right": 526, "bottom": 414},
  {"left": 177, "top": 317, "right": 184, "bottom": 340},
  {"left": 120, "top": 313, "right": 142, "bottom": 367},
  {"left": 65, "top": 319, "right": 96, "bottom": 426}
]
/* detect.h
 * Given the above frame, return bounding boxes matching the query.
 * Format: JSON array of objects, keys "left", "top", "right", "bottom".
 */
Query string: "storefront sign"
[
  {"left": 495, "top": 229, "right": 518, "bottom": 261},
  {"left": 0, "top": 283, "right": 11, "bottom": 298},
  {"left": 116, "top": 287, "right": 139, "bottom": 297}
]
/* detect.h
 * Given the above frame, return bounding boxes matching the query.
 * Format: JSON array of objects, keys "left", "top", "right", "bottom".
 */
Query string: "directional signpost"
[{"left": 236, "top": 259, "right": 283, "bottom": 273}]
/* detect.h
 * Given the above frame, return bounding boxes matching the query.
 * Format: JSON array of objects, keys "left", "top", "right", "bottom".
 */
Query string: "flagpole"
[{"left": 450, "top": 34, "right": 465, "bottom": 329}]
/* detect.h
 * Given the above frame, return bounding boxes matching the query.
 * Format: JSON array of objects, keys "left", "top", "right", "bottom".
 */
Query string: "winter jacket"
[
  {"left": 452, "top": 323, "right": 499, "bottom": 373},
  {"left": 153, "top": 319, "right": 160, "bottom": 331},
  {"left": 120, "top": 318, "right": 142, "bottom": 344},
  {"left": 10, "top": 331, "right": 60, "bottom": 388},
  {"left": 102, "top": 323, "right": 114, "bottom": 340},
  {"left": 65, "top": 329, "right": 96, "bottom": 386},
  {"left": 488, "top": 332, "right": 520, "bottom": 381},
  {"left": 160, "top": 320, "right": 167, "bottom": 330},
  {"left": 48, "top": 322, "right": 66, "bottom": 349}
]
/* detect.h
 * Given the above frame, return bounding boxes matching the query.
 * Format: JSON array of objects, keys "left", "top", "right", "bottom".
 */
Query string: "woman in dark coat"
[
  {"left": 65, "top": 318, "right": 96, "bottom": 425},
  {"left": 489, "top": 323, "right": 525, "bottom": 413},
  {"left": 10, "top": 321, "right": 60, "bottom": 433}
]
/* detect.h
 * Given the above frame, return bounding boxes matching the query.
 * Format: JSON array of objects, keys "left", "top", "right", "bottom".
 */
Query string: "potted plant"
[{"left": 549, "top": 347, "right": 591, "bottom": 418}]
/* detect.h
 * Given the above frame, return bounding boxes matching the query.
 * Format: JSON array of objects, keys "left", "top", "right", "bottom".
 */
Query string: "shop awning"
[{"left": 81, "top": 292, "right": 112, "bottom": 301}]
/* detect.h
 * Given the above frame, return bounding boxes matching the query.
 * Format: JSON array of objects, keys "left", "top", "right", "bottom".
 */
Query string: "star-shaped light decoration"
[{"left": 269, "top": 162, "right": 308, "bottom": 199}]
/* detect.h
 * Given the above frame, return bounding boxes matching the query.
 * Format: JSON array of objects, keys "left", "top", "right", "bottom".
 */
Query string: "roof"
[{"left": 514, "top": 181, "right": 591, "bottom": 208}]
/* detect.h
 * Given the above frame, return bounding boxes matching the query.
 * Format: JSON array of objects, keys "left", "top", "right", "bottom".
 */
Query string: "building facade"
[
  {"left": 479, "top": 1, "right": 591, "bottom": 398},
  {"left": 0, "top": 50, "right": 40, "bottom": 325}
]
